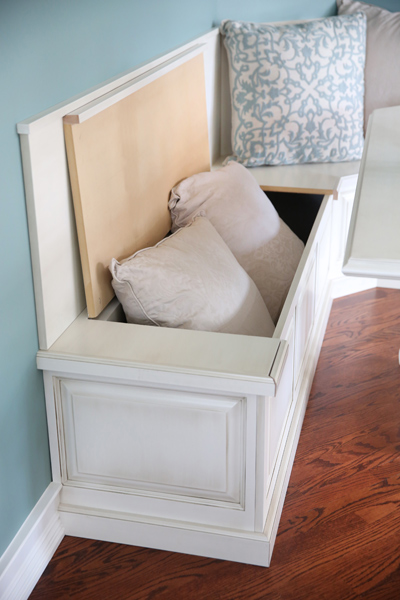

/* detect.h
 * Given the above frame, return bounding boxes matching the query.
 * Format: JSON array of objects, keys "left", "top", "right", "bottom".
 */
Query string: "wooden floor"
[{"left": 30, "top": 287, "right": 400, "bottom": 600}]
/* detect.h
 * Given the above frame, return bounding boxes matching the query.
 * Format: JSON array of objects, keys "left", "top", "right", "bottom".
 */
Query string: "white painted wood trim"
[
  {"left": 376, "top": 278, "right": 400, "bottom": 290},
  {"left": 0, "top": 483, "right": 63, "bottom": 600},
  {"left": 43, "top": 373, "right": 63, "bottom": 484},
  {"left": 60, "top": 508, "right": 271, "bottom": 567},
  {"left": 37, "top": 358, "right": 277, "bottom": 397},
  {"left": 212, "top": 157, "right": 360, "bottom": 198},
  {"left": 37, "top": 316, "right": 281, "bottom": 393},
  {"left": 330, "top": 275, "right": 376, "bottom": 300},
  {"left": 19, "top": 134, "right": 49, "bottom": 348},
  {"left": 273, "top": 194, "right": 330, "bottom": 341},
  {"left": 19, "top": 129, "right": 87, "bottom": 350},
  {"left": 269, "top": 340, "right": 289, "bottom": 387},
  {"left": 343, "top": 258, "right": 400, "bottom": 279},
  {"left": 343, "top": 106, "right": 400, "bottom": 279}
]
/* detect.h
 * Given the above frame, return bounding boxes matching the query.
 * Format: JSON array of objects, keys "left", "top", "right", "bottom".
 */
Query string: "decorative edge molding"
[
  {"left": 0, "top": 483, "right": 64, "bottom": 600},
  {"left": 342, "top": 257, "right": 400, "bottom": 280}
]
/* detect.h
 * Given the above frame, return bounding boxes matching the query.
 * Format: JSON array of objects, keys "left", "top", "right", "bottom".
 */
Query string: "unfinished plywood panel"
[{"left": 64, "top": 53, "right": 210, "bottom": 318}]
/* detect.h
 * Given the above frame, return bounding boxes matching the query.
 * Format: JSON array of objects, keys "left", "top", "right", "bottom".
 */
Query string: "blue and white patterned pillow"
[{"left": 221, "top": 14, "right": 367, "bottom": 166}]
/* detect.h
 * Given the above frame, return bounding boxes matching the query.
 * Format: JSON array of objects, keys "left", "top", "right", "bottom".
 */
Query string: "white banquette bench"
[{"left": 17, "top": 24, "right": 380, "bottom": 567}]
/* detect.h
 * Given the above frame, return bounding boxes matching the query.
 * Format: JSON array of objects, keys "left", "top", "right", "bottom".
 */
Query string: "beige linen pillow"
[
  {"left": 110, "top": 217, "right": 275, "bottom": 337},
  {"left": 169, "top": 162, "right": 304, "bottom": 323},
  {"left": 337, "top": 0, "right": 400, "bottom": 134}
]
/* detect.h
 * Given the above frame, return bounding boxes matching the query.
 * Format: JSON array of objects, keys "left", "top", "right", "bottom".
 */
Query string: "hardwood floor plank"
[{"left": 29, "top": 288, "right": 400, "bottom": 600}]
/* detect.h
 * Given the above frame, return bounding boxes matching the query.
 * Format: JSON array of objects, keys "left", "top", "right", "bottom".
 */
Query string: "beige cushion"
[
  {"left": 169, "top": 162, "right": 304, "bottom": 323},
  {"left": 110, "top": 217, "right": 275, "bottom": 337},
  {"left": 337, "top": 0, "right": 400, "bottom": 134}
]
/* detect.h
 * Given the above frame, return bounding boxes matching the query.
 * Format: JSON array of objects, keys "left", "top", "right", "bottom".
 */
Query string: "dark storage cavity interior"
[{"left": 265, "top": 192, "right": 324, "bottom": 245}]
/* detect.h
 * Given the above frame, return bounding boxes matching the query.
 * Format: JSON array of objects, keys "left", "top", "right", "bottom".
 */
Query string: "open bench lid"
[{"left": 63, "top": 49, "right": 210, "bottom": 318}]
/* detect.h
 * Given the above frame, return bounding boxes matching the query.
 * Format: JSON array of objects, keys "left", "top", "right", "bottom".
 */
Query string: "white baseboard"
[
  {"left": 376, "top": 278, "right": 400, "bottom": 290},
  {"left": 0, "top": 482, "right": 64, "bottom": 600},
  {"left": 331, "top": 275, "right": 400, "bottom": 300},
  {"left": 61, "top": 509, "right": 271, "bottom": 567},
  {"left": 331, "top": 274, "right": 376, "bottom": 299}
]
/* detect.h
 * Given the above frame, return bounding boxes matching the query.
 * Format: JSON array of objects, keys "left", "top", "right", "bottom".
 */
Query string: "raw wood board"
[{"left": 64, "top": 54, "right": 210, "bottom": 317}]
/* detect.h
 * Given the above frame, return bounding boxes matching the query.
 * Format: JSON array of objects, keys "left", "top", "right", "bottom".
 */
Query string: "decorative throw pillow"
[
  {"left": 169, "top": 162, "right": 304, "bottom": 323},
  {"left": 337, "top": 0, "right": 400, "bottom": 134},
  {"left": 110, "top": 217, "right": 275, "bottom": 337},
  {"left": 220, "top": 14, "right": 367, "bottom": 166}
]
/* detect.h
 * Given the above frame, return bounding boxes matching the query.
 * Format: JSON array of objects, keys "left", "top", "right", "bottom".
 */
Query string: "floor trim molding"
[{"left": 0, "top": 482, "right": 64, "bottom": 600}]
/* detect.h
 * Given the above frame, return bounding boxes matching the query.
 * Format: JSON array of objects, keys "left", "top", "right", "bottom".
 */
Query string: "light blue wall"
[
  {"left": 215, "top": 0, "right": 337, "bottom": 23},
  {"left": 0, "top": 0, "right": 398, "bottom": 559},
  {"left": 214, "top": 0, "right": 399, "bottom": 23},
  {"left": 0, "top": 0, "right": 215, "bottom": 557},
  {"left": 371, "top": 0, "right": 400, "bottom": 9}
]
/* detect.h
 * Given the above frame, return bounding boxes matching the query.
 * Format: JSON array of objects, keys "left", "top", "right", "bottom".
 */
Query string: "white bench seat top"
[
  {"left": 343, "top": 106, "right": 400, "bottom": 279},
  {"left": 213, "top": 156, "right": 360, "bottom": 199}
]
